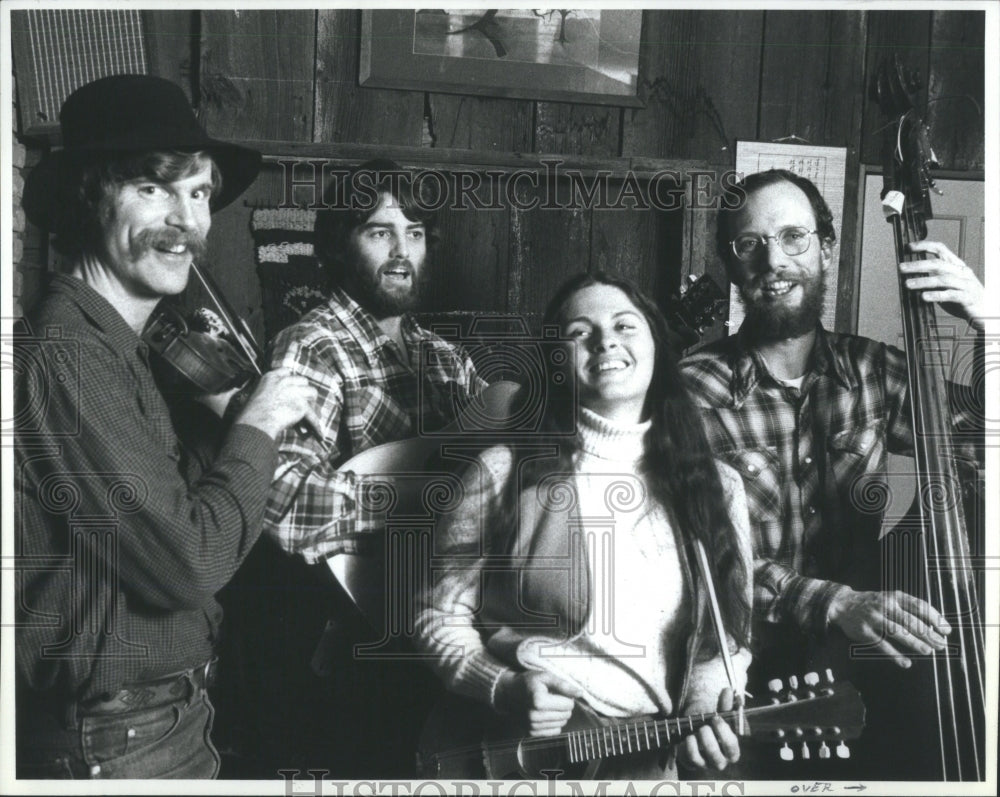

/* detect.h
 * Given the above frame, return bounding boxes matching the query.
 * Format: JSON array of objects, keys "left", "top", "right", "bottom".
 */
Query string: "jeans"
[{"left": 17, "top": 687, "right": 221, "bottom": 779}]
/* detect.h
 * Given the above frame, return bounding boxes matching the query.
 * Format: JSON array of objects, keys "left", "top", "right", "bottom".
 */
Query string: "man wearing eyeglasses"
[{"left": 679, "top": 168, "right": 985, "bottom": 779}]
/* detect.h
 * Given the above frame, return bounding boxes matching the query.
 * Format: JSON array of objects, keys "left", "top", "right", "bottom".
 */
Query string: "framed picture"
[{"left": 359, "top": 9, "right": 644, "bottom": 107}]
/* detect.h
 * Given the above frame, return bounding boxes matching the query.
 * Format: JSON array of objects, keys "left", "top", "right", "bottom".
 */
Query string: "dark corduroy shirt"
[{"left": 15, "top": 274, "right": 278, "bottom": 702}]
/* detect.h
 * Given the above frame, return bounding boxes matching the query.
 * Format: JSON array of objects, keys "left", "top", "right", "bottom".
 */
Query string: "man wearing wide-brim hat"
[{"left": 14, "top": 74, "right": 316, "bottom": 779}]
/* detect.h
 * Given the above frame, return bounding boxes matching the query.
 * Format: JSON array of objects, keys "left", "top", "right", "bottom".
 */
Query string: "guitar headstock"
[
  {"left": 871, "top": 53, "right": 938, "bottom": 238},
  {"left": 742, "top": 671, "right": 866, "bottom": 762}
]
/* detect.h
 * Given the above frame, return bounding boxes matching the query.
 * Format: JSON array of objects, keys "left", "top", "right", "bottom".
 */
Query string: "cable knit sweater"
[{"left": 414, "top": 407, "right": 752, "bottom": 724}]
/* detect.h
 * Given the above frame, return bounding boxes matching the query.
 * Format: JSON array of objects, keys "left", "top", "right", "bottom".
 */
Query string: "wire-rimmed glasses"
[{"left": 731, "top": 227, "right": 818, "bottom": 262}]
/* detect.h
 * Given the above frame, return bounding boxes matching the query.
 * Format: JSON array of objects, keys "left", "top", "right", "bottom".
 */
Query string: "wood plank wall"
[{"left": 134, "top": 10, "right": 985, "bottom": 346}]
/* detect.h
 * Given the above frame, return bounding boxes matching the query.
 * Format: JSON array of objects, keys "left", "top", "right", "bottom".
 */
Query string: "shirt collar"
[
  {"left": 46, "top": 273, "right": 145, "bottom": 355},
  {"left": 729, "top": 322, "right": 854, "bottom": 403},
  {"left": 324, "top": 286, "right": 423, "bottom": 361}
]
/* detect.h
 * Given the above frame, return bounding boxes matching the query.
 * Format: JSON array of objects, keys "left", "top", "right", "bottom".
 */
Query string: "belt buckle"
[{"left": 200, "top": 657, "right": 218, "bottom": 687}]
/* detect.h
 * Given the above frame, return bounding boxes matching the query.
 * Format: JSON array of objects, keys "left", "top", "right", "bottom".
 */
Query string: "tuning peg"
[
  {"left": 780, "top": 743, "right": 794, "bottom": 761},
  {"left": 836, "top": 741, "right": 851, "bottom": 759},
  {"left": 800, "top": 742, "right": 811, "bottom": 759},
  {"left": 824, "top": 669, "right": 835, "bottom": 684},
  {"left": 768, "top": 678, "right": 783, "bottom": 702},
  {"left": 788, "top": 675, "right": 800, "bottom": 691},
  {"left": 818, "top": 742, "right": 831, "bottom": 760},
  {"left": 803, "top": 671, "right": 820, "bottom": 686}
]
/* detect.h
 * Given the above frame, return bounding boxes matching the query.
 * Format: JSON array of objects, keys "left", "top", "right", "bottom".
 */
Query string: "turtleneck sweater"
[
  {"left": 414, "top": 406, "right": 752, "bottom": 722},
  {"left": 509, "top": 406, "right": 688, "bottom": 717}
]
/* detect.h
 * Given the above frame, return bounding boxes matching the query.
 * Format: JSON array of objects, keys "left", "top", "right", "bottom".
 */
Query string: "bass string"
[
  {"left": 898, "top": 180, "right": 954, "bottom": 774},
  {"left": 896, "top": 147, "right": 984, "bottom": 779}
]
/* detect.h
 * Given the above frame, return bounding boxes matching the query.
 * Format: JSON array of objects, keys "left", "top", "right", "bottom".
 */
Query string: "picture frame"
[{"left": 359, "top": 9, "right": 644, "bottom": 108}]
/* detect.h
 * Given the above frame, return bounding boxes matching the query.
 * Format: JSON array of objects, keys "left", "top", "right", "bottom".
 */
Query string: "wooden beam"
[{"left": 251, "top": 140, "right": 710, "bottom": 179}]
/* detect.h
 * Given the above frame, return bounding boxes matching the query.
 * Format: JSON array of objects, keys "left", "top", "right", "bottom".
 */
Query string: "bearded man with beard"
[
  {"left": 223, "top": 160, "right": 484, "bottom": 777},
  {"left": 679, "top": 169, "right": 985, "bottom": 779}
]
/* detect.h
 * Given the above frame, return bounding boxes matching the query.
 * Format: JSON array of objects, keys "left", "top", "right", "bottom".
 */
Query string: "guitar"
[{"left": 417, "top": 672, "right": 865, "bottom": 779}]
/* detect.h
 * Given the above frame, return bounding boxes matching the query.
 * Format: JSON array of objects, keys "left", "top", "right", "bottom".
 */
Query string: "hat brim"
[
  {"left": 202, "top": 140, "right": 262, "bottom": 211},
  {"left": 22, "top": 141, "right": 261, "bottom": 229}
]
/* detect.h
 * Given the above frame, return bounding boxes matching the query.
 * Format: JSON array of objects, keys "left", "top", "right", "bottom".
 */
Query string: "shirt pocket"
[
  {"left": 827, "top": 420, "right": 886, "bottom": 504},
  {"left": 347, "top": 383, "right": 412, "bottom": 446},
  {"left": 718, "top": 447, "right": 782, "bottom": 528}
]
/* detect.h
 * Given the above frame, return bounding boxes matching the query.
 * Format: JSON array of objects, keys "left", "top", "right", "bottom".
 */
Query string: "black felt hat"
[{"left": 23, "top": 74, "right": 261, "bottom": 227}]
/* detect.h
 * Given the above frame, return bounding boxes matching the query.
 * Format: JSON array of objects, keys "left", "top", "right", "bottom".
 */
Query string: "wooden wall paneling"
[
  {"left": 860, "top": 10, "right": 932, "bottom": 166},
  {"left": 507, "top": 183, "right": 592, "bottom": 323},
  {"left": 314, "top": 9, "right": 424, "bottom": 146},
  {"left": 426, "top": 94, "right": 534, "bottom": 151},
  {"left": 757, "top": 11, "right": 867, "bottom": 336},
  {"left": 622, "top": 10, "right": 764, "bottom": 163},
  {"left": 757, "top": 11, "right": 867, "bottom": 146},
  {"left": 589, "top": 201, "right": 661, "bottom": 298},
  {"left": 143, "top": 11, "right": 197, "bottom": 101},
  {"left": 432, "top": 177, "right": 510, "bottom": 316},
  {"left": 199, "top": 10, "right": 315, "bottom": 142},
  {"left": 586, "top": 171, "right": 686, "bottom": 305},
  {"left": 535, "top": 103, "right": 619, "bottom": 158},
  {"left": 926, "top": 11, "right": 985, "bottom": 171}
]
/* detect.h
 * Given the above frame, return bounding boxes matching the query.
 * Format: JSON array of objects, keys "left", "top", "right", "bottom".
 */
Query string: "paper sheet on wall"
[{"left": 729, "top": 142, "right": 848, "bottom": 332}]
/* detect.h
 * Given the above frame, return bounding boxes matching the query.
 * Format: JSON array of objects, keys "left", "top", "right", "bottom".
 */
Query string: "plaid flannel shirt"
[
  {"left": 264, "top": 288, "right": 485, "bottom": 562},
  {"left": 680, "top": 325, "right": 982, "bottom": 634}
]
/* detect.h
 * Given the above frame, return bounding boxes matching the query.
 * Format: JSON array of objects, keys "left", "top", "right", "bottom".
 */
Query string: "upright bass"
[{"left": 872, "top": 54, "right": 986, "bottom": 782}]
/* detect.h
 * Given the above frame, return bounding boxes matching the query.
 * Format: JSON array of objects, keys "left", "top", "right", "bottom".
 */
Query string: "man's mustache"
[
  {"left": 133, "top": 228, "right": 208, "bottom": 261},
  {"left": 379, "top": 259, "right": 414, "bottom": 275},
  {"left": 743, "top": 270, "right": 798, "bottom": 292}
]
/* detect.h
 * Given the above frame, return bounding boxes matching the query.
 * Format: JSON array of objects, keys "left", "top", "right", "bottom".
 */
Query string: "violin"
[
  {"left": 872, "top": 53, "right": 985, "bottom": 781},
  {"left": 143, "top": 263, "right": 265, "bottom": 396}
]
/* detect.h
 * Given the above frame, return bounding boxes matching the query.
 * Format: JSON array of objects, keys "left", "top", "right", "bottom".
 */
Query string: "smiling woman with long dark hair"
[{"left": 414, "top": 272, "right": 753, "bottom": 779}]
